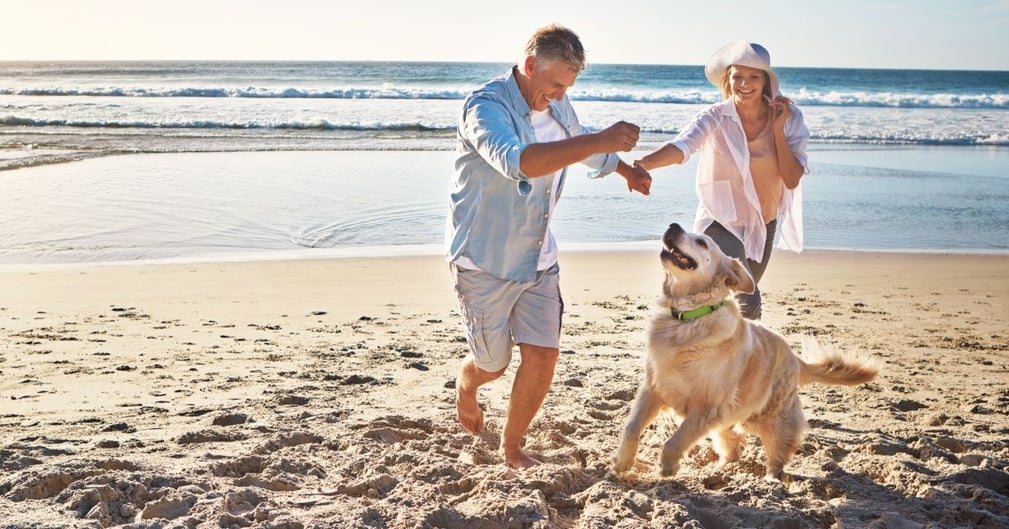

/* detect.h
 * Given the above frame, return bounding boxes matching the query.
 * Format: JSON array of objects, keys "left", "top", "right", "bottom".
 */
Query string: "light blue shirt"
[{"left": 445, "top": 67, "right": 619, "bottom": 282}]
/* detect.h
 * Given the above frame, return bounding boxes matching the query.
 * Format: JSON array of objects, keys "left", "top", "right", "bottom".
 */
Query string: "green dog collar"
[{"left": 671, "top": 299, "right": 726, "bottom": 321}]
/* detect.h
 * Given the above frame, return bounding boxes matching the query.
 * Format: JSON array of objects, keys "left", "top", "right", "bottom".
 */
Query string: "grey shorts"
[{"left": 451, "top": 263, "right": 563, "bottom": 372}]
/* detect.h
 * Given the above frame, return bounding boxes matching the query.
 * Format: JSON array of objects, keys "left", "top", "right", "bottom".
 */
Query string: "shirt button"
[{"left": 538, "top": 240, "right": 543, "bottom": 246}]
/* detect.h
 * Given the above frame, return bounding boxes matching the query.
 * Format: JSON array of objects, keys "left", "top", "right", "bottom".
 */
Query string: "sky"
[{"left": 3, "top": 0, "right": 1008, "bottom": 70}]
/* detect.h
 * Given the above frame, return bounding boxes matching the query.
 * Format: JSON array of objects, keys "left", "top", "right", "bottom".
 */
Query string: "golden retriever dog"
[{"left": 612, "top": 223, "right": 878, "bottom": 481}]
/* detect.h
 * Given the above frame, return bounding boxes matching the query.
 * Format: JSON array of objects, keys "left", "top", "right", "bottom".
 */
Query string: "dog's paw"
[
  {"left": 764, "top": 468, "right": 787, "bottom": 484},
  {"left": 612, "top": 440, "right": 640, "bottom": 473},
  {"left": 659, "top": 459, "right": 681, "bottom": 477},
  {"left": 716, "top": 454, "right": 740, "bottom": 469},
  {"left": 612, "top": 453, "right": 635, "bottom": 473}
]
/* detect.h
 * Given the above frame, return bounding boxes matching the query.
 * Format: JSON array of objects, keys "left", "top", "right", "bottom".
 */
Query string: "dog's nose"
[{"left": 663, "top": 223, "right": 685, "bottom": 249}]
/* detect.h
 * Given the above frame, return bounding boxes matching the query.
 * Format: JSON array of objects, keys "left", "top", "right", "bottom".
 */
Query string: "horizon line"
[{"left": 1, "top": 58, "right": 1007, "bottom": 73}]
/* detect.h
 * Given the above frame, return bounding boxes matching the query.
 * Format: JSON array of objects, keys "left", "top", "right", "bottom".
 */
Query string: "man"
[{"left": 445, "top": 24, "right": 652, "bottom": 469}]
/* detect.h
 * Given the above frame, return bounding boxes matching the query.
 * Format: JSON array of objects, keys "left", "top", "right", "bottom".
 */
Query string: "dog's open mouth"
[{"left": 662, "top": 243, "right": 697, "bottom": 270}]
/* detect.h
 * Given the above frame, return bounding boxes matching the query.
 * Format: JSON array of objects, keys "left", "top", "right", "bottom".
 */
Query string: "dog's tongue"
[{"left": 671, "top": 246, "right": 697, "bottom": 270}]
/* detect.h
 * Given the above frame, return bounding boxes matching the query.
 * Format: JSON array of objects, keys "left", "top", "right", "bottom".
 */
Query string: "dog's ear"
[{"left": 723, "top": 257, "right": 755, "bottom": 294}]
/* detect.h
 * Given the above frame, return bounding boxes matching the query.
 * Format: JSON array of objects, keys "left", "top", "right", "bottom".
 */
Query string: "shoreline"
[
  {"left": 2, "top": 143, "right": 1006, "bottom": 265},
  {"left": 2, "top": 136, "right": 1008, "bottom": 172},
  {"left": 3, "top": 243, "right": 1009, "bottom": 272}
]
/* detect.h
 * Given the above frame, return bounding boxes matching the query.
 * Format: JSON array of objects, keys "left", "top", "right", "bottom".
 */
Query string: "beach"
[
  {"left": 2, "top": 57, "right": 1008, "bottom": 528},
  {"left": 2, "top": 249, "right": 1007, "bottom": 528}
]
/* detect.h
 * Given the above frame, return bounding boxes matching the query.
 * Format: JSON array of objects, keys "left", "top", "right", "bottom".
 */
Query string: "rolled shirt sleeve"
[{"left": 463, "top": 95, "right": 534, "bottom": 195}]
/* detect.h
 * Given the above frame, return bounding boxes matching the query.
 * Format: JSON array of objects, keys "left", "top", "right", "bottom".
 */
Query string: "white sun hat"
[{"left": 704, "top": 40, "right": 781, "bottom": 97}]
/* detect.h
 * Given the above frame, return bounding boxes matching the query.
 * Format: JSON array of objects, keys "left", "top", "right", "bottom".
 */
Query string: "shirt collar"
[
  {"left": 505, "top": 66, "right": 533, "bottom": 117},
  {"left": 715, "top": 98, "right": 742, "bottom": 124}
]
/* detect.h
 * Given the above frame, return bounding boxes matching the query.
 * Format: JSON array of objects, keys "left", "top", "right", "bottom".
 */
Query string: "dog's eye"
[{"left": 696, "top": 238, "right": 708, "bottom": 249}]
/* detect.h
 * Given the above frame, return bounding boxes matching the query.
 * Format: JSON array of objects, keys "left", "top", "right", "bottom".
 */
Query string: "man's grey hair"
[{"left": 524, "top": 24, "right": 586, "bottom": 72}]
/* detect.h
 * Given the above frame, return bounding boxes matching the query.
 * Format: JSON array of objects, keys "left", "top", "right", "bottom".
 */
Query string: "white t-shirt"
[{"left": 530, "top": 109, "right": 565, "bottom": 271}]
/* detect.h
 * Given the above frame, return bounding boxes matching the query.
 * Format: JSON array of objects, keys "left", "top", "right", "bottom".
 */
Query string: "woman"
[{"left": 635, "top": 40, "right": 810, "bottom": 319}]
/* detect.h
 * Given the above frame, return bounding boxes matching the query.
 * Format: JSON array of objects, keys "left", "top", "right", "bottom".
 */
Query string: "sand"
[{"left": 1, "top": 249, "right": 1007, "bottom": 528}]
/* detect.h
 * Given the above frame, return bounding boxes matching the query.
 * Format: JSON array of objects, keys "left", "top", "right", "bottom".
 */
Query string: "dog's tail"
[{"left": 797, "top": 337, "right": 879, "bottom": 387}]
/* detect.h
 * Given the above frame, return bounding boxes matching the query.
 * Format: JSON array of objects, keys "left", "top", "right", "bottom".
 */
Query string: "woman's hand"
[{"left": 767, "top": 95, "right": 793, "bottom": 132}]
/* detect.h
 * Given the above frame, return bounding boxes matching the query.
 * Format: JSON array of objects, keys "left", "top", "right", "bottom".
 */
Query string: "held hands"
[
  {"left": 597, "top": 121, "right": 640, "bottom": 152},
  {"left": 601, "top": 120, "right": 649, "bottom": 195},
  {"left": 616, "top": 159, "right": 651, "bottom": 196},
  {"left": 625, "top": 163, "right": 652, "bottom": 195}
]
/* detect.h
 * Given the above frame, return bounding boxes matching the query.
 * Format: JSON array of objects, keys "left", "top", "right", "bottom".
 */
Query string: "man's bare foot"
[
  {"left": 503, "top": 448, "right": 542, "bottom": 469},
  {"left": 456, "top": 384, "right": 484, "bottom": 434}
]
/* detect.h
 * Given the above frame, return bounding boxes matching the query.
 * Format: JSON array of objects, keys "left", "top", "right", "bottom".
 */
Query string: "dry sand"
[{"left": 1, "top": 250, "right": 1007, "bottom": 528}]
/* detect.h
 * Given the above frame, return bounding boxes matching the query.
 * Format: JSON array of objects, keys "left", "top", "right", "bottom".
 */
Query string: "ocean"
[{"left": 0, "top": 61, "right": 1007, "bottom": 265}]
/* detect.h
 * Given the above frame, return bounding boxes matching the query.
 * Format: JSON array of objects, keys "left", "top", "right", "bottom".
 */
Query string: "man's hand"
[
  {"left": 596, "top": 121, "right": 640, "bottom": 152},
  {"left": 617, "top": 160, "right": 651, "bottom": 196}
]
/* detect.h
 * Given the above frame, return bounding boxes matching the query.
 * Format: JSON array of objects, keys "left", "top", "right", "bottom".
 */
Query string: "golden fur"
[{"left": 612, "top": 223, "right": 879, "bottom": 481}]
